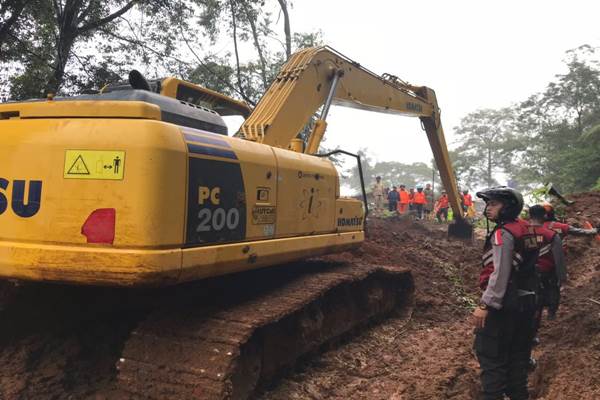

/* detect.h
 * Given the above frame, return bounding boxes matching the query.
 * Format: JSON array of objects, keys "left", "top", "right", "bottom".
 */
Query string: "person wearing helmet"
[
  {"left": 413, "top": 186, "right": 427, "bottom": 220},
  {"left": 435, "top": 190, "right": 449, "bottom": 222},
  {"left": 542, "top": 202, "right": 598, "bottom": 242},
  {"left": 528, "top": 205, "right": 565, "bottom": 325},
  {"left": 473, "top": 186, "right": 540, "bottom": 400},
  {"left": 462, "top": 189, "right": 474, "bottom": 217}
]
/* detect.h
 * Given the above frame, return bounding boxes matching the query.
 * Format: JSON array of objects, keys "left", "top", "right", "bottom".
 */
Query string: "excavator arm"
[{"left": 240, "top": 46, "right": 470, "bottom": 236}]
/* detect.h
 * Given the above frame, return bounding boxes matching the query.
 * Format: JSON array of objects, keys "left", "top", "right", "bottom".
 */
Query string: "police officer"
[
  {"left": 473, "top": 187, "right": 540, "bottom": 400},
  {"left": 529, "top": 205, "right": 566, "bottom": 322}
]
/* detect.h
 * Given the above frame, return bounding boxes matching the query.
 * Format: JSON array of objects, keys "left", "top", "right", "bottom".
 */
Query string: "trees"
[
  {"left": 1, "top": 0, "right": 320, "bottom": 104},
  {"left": 511, "top": 45, "right": 600, "bottom": 193},
  {"left": 3, "top": 0, "right": 141, "bottom": 99},
  {"left": 451, "top": 45, "right": 600, "bottom": 194},
  {"left": 451, "top": 108, "right": 517, "bottom": 188}
]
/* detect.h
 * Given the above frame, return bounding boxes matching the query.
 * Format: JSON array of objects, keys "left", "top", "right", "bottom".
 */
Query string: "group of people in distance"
[{"left": 371, "top": 176, "right": 475, "bottom": 222}]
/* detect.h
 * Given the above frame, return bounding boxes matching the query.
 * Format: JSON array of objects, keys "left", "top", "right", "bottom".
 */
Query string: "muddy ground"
[
  {"left": 0, "top": 192, "right": 599, "bottom": 399},
  {"left": 255, "top": 192, "right": 600, "bottom": 400}
]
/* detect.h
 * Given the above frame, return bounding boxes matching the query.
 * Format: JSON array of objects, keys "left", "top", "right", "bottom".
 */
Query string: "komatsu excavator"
[
  {"left": 0, "top": 46, "right": 471, "bottom": 399},
  {"left": 0, "top": 46, "right": 469, "bottom": 287}
]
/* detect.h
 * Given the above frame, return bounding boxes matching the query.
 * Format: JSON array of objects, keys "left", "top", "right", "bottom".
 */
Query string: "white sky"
[{"left": 283, "top": 0, "right": 600, "bottom": 166}]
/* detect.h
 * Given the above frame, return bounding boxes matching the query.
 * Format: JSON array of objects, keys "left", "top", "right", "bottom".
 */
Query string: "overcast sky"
[{"left": 282, "top": 0, "right": 600, "bottom": 170}]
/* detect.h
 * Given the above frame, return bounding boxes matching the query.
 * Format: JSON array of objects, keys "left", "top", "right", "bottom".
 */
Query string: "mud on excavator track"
[{"left": 113, "top": 261, "right": 414, "bottom": 400}]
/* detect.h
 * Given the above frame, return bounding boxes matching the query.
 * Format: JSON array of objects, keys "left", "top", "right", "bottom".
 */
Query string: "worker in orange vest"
[
  {"left": 397, "top": 185, "right": 410, "bottom": 214},
  {"left": 435, "top": 191, "right": 449, "bottom": 222},
  {"left": 408, "top": 188, "right": 415, "bottom": 214},
  {"left": 413, "top": 187, "right": 427, "bottom": 220},
  {"left": 462, "top": 189, "right": 474, "bottom": 217}
]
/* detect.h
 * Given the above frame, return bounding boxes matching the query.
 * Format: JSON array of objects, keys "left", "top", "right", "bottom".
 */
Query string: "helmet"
[
  {"left": 462, "top": 189, "right": 468, "bottom": 194},
  {"left": 416, "top": 186, "right": 423, "bottom": 190},
  {"left": 542, "top": 201, "right": 556, "bottom": 221},
  {"left": 476, "top": 186, "right": 523, "bottom": 221}
]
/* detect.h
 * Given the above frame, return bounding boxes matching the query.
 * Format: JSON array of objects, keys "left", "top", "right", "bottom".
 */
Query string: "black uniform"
[{"left": 475, "top": 220, "right": 540, "bottom": 400}]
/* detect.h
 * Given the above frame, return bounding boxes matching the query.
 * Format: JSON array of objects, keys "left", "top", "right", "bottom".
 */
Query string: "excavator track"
[{"left": 115, "top": 261, "right": 414, "bottom": 399}]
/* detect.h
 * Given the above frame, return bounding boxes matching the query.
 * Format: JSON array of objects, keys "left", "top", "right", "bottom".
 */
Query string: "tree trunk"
[
  {"left": 43, "top": 0, "right": 138, "bottom": 95},
  {"left": 44, "top": 0, "right": 80, "bottom": 94},
  {"left": 277, "top": 0, "right": 291, "bottom": 58},
  {"left": 229, "top": 0, "right": 247, "bottom": 101},
  {"left": 240, "top": 0, "right": 268, "bottom": 90}
]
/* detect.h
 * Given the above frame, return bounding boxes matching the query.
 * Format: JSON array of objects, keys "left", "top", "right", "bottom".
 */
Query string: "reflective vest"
[
  {"left": 543, "top": 221, "right": 569, "bottom": 237},
  {"left": 437, "top": 195, "right": 449, "bottom": 209},
  {"left": 544, "top": 220, "right": 569, "bottom": 251},
  {"left": 463, "top": 194, "right": 473, "bottom": 206},
  {"left": 399, "top": 190, "right": 409, "bottom": 204},
  {"left": 532, "top": 225, "right": 557, "bottom": 273},
  {"left": 480, "top": 219, "right": 540, "bottom": 294},
  {"left": 413, "top": 191, "right": 426, "bottom": 204}
]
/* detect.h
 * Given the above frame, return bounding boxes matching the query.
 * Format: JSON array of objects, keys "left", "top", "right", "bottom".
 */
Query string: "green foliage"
[
  {"left": 451, "top": 108, "right": 518, "bottom": 188},
  {"left": 1, "top": 0, "right": 322, "bottom": 106},
  {"left": 452, "top": 45, "right": 600, "bottom": 194}
]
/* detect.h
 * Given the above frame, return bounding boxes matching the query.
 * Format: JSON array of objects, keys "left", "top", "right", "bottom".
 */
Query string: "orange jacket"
[
  {"left": 413, "top": 191, "right": 426, "bottom": 204},
  {"left": 399, "top": 190, "right": 409, "bottom": 204},
  {"left": 437, "top": 195, "right": 449, "bottom": 208},
  {"left": 462, "top": 193, "right": 473, "bottom": 206}
]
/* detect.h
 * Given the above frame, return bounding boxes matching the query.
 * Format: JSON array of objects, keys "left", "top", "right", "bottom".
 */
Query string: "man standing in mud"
[
  {"left": 472, "top": 187, "right": 540, "bottom": 400},
  {"left": 371, "top": 176, "right": 385, "bottom": 216}
]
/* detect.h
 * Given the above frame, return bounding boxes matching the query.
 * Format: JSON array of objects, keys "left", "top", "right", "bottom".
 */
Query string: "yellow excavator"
[
  {"left": 0, "top": 46, "right": 472, "bottom": 399},
  {"left": 0, "top": 46, "right": 469, "bottom": 288}
]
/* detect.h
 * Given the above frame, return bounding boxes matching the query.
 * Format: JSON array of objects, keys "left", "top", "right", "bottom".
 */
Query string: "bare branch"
[
  {"left": 239, "top": 0, "right": 267, "bottom": 90},
  {"left": 276, "top": 0, "right": 291, "bottom": 58},
  {"left": 176, "top": 23, "right": 256, "bottom": 106},
  {"left": 229, "top": 0, "right": 248, "bottom": 101},
  {"left": 77, "top": 0, "right": 137, "bottom": 34}
]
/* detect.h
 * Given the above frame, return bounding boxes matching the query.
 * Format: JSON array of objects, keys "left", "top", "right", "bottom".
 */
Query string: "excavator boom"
[{"left": 241, "top": 46, "right": 470, "bottom": 236}]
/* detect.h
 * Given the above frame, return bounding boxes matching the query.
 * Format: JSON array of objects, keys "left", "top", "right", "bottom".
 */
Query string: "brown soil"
[
  {"left": 254, "top": 193, "right": 600, "bottom": 400},
  {"left": 0, "top": 192, "right": 599, "bottom": 399}
]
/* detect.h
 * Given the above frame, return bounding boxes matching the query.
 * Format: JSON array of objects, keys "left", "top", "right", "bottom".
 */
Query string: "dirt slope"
[
  {"left": 0, "top": 192, "right": 598, "bottom": 399},
  {"left": 256, "top": 194, "right": 600, "bottom": 400},
  {"left": 255, "top": 217, "right": 483, "bottom": 400},
  {"left": 530, "top": 192, "right": 600, "bottom": 399}
]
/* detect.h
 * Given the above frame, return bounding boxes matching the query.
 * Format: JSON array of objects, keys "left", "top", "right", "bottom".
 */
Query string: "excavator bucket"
[
  {"left": 546, "top": 182, "right": 575, "bottom": 205},
  {"left": 448, "top": 218, "right": 473, "bottom": 240}
]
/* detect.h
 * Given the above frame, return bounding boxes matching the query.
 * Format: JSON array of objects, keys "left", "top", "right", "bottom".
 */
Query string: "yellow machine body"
[
  {"left": 0, "top": 100, "right": 362, "bottom": 286},
  {"left": 0, "top": 45, "right": 466, "bottom": 287}
]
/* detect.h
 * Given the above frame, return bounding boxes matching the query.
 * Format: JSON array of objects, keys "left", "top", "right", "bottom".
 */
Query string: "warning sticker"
[
  {"left": 64, "top": 150, "right": 125, "bottom": 180},
  {"left": 252, "top": 206, "right": 276, "bottom": 224}
]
